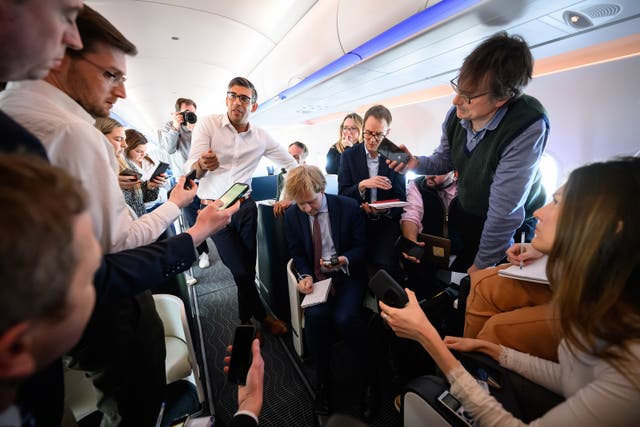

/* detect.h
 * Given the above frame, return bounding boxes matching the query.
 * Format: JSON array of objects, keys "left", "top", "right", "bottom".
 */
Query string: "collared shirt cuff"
[
  {"left": 340, "top": 257, "right": 350, "bottom": 276},
  {"left": 234, "top": 410, "right": 259, "bottom": 424}
]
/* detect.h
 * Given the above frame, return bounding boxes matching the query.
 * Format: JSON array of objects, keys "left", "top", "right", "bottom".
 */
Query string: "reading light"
[{"left": 563, "top": 10, "right": 593, "bottom": 29}]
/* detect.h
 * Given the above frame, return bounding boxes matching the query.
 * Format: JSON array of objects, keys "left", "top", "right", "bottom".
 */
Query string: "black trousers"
[
  {"left": 366, "top": 215, "right": 402, "bottom": 280},
  {"left": 449, "top": 204, "right": 537, "bottom": 272},
  {"left": 210, "top": 198, "right": 266, "bottom": 323}
]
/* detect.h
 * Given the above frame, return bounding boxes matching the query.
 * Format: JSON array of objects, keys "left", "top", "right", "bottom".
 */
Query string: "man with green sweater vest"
[{"left": 390, "top": 32, "right": 549, "bottom": 274}]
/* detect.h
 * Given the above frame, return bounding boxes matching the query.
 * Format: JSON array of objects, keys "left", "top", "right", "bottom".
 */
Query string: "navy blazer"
[
  {"left": 337, "top": 142, "right": 406, "bottom": 219},
  {"left": 284, "top": 193, "right": 366, "bottom": 280}
]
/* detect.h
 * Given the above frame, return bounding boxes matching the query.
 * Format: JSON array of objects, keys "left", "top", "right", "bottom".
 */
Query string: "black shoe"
[{"left": 314, "top": 384, "right": 330, "bottom": 416}]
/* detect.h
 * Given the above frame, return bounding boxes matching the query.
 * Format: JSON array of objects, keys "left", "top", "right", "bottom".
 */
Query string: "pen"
[
  {"left": 519, "top": 231, "right": 525, "bottom": 270},
  {"left": 155, "top": 402, "right": 165, "bottom": 427},
  {"left": 476, "top": 368, "right": 490, "bottom": 394}
]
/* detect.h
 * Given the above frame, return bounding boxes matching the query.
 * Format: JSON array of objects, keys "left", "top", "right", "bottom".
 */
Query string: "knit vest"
[{"left": 447, "top": 95, "right": 548, "bottom": 219}]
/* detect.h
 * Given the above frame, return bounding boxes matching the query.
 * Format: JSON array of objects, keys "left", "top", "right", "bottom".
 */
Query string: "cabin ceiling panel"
[{"left": 253, "top": 0, "right": 640, "bottom": 126}]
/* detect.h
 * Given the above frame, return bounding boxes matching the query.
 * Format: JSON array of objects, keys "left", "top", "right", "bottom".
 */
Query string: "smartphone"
[
  {"left": 149, "top": 161, "right": 170, "bottom": 180},
  {"left": 437, "top": 390, "right": 473, "bottom": 426},
  {"left": 397, "top": 236, "right": 425, "bottom": 260},
  {"left": 227, "top": 325, "right": 255, "bottom": 385},
  {"left": 119, "top": 168, "right": 142, "bottom": 179},
  {"left": 368, "top": 269, "right": 409, "bottom": 308},
  {"left": 218, "top": 182, "right": 250, "bottom": 210},
  {"left": 183, "top": 169, "right": 197, "bottom": 190},
  {"left": 378, "top": 137, "right": 410, "bottom": 165}
]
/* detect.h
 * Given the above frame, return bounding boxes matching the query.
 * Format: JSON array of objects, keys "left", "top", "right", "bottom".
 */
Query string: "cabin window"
[{"left": 539, "top": 152, "right": 559, "bottom": 202}]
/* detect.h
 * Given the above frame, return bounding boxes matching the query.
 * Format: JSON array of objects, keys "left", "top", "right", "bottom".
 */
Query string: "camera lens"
[{"left": 182, "top": 111, "right": 197, "bottom": 124}]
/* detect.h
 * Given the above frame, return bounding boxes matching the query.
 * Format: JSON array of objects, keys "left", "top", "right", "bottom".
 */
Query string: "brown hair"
[
  {"left": 363, "top": 105, "right": 392, "bottom": 129},
  {"left": 175, "top": 97, "right": 197, "bottom": 112},
  {"left": 548, "top": 156, "right": 640, "bottom": 390},
  {"left": 228, "top": 77, "right": 257, "bottom": 102},
  {"left": 289, "top": 141, "right": 308, "bottom": 159},
  {"left": 334, "top": 112, "right": 363, "bottom": 153},
  {"left": 459, "top": 31, "right": 532, "bottom": 99},
  {"left": 95, "top": 117, "right": 123, "bottom": 135},
  {"left": 285, "top": 165, "right": 327, "bottom": 201},
  {"left": 124, "top": 129, "right": 154, "bottom": 165},
  {"left": 0, "top": 155, "right": 87, "bottom": 332},
  {"left": 67, "top": 4, "right": 137, "bottom": 58}
]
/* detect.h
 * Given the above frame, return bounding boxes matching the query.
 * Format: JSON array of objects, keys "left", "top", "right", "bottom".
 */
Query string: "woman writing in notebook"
[{"left": 380, "top": 157, "right": 640, "bottom": 425}]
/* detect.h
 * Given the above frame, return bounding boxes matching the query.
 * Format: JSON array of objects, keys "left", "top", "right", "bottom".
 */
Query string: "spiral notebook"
[
  {"left": 301, "top": 278, "right": 332, "bottom": 308},
  {"left": 498, "top": 255, "right": 549, "bottom": 285}
]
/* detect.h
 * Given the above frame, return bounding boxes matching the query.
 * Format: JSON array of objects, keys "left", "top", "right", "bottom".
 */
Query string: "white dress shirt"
[
  {"left": 0, "top": 80, "right": 180, "bottom": 253},
  {"left": 187, "top": 113, "right": 298, "bottom": 200}
]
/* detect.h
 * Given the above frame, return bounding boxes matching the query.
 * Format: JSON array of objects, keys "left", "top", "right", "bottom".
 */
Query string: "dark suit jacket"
[
  {"left": 337, "top": 142, "right": 406, "bottom": 219},
  {"left": 284, "top": 193, "right": 366, "bottom": 280},
  {"left": 96, "top": 233, "right": 196, "bottom": 304},
  {"left": 0, "top": 110, "right": 47, "bottom": 158}
]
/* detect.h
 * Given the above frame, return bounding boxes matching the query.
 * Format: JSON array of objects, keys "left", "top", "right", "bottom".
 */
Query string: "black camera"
[
  {"left": 321, "top": 255, "right": 340, "bottom": 268},
  {"left": 180, "top": 110, "right": 197, "bottom": 125}
]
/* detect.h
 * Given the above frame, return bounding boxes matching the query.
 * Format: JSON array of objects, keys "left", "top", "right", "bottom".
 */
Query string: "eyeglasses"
[
  {"left": 342, "top": 126, "right": 359, "bottom": 133},
  {"left": 78, "top": 56, "right": 127, "bottom": 85},
  {"left": 450, "top": 77, "right": 488, "bottom": 104},
  {"left": 362, "top": 130, "right": 387, "bottom": 141},
  {"left": 227, "top": 92, "right": 253, "bottom": 105}
]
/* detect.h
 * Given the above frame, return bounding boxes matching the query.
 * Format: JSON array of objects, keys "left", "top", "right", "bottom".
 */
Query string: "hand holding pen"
[
  {"left": 505, "top": 240, "right": 544, "bottom": 267},
  {"left": 519, "top": 232, "right": 525, "bottom": 270}
]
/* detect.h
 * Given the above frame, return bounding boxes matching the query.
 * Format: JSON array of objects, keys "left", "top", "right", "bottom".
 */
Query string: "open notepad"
[
  {"left": 498, "top": 255, "right": 550, "bottom": 285},
  {"left": 369, "top": 200, "right": 410, "bottom": 209},
  {"left": 301, "top": 278, "right": 332, "bottom": 308}
]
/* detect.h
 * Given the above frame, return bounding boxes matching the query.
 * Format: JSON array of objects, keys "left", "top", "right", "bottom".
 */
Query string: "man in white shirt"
[
  {"left": 187, "top": 77, "right": 298, "bottom": 335},
  {"left": 0, "top": 5, "right": 195, "bottom": 425},
  {"left": 0, "top": 7, "right": 194, "bottom": 254}
]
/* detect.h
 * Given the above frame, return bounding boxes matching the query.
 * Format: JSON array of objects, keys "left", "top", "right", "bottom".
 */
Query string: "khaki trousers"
[{"left": 464, "top": 264, "right": 560, "bottom": 361}]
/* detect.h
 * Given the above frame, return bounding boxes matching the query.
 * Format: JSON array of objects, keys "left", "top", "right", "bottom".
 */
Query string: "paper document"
[
  {"left": 301, "top": 278, "right": 332, "bottom": 308},
  {"left": 498, "top": 255, "right": 550, "bottom": 285},
  {"left": 369, "top": 200, "right": 410, "bottom": 209}
]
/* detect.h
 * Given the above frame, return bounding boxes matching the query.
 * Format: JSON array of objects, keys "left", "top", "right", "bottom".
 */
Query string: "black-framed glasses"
[
  {"left": 78, "top": 56, "right": 127, "bottom": 85},
  {"left": 227, "top": 92, "right": 253, "bottom": 105},
  {"left": 362, "top": 130, "right": 387, "bottom": 141},
  {"left": 450, "top": 77, "right": 488, "bottom": 104}
]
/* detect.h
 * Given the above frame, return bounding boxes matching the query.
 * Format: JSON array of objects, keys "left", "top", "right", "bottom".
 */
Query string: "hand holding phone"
[
  {"left": 149, "top": 161, "right": 170, "bottom": 180},
  {"left": 227, "top": 325, "right": 256, "bottom": 385},
  {"left": 397, "top": 236, "right": 425, "bottom": 261},
  {"left": 218, "top": 182, "right": 250, "bottom": 210},
  {"left": 119, "top": 168, "right": 142, "bottom": 179},
  {"left": 183, "top": 169, "right": 197, "bottom": 190},
  {"left": 368, "top": 269, "right": 409, "bottom": 308},
  {"left": 378, "top": 137, "right": 410, "bottom": 165}
]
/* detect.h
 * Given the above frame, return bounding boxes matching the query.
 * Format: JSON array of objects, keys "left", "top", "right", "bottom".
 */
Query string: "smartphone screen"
[
  {"left": 378, "top": 137, "right": 410, "bottom": 164},
  {"left": 184, "top": 169, "right": 197, "bottom": 190},
  {"left": 218, "top": 183, "right": 250, "bottom": 209},
  {"left": 227, "top": 325, "right": 255, "bottom": 385}
]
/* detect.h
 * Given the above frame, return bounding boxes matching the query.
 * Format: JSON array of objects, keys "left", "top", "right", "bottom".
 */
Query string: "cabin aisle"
[{"left": 194, "top": 242, "right": 316, "bottom": 426}]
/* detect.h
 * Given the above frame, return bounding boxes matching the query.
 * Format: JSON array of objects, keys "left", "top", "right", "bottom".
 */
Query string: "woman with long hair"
[
  {"left": 325, "top": 112, "right": 363, "bottom": 174},
  {"left": 117, "top": 128, "right": 163, "bottom": 217},
  {"left": 381, "top": 156, "right": 640, "bottom": 425}
]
